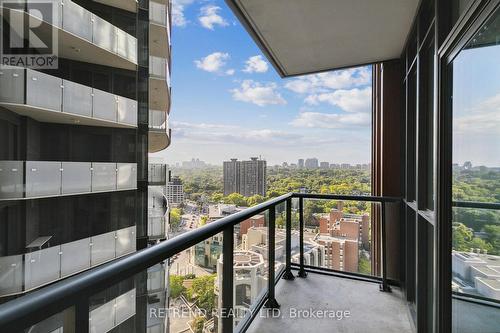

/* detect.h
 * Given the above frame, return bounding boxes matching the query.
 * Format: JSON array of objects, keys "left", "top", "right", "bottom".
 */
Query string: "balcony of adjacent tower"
[
  {"left": 0, "top": 68, "right": 137, "bottom": 128},
  {"left": 148, "top": 0, "right": 171, "bottom": 153},
  {"left": 1, "top": 0, "right": 137, "bottom": 70}
]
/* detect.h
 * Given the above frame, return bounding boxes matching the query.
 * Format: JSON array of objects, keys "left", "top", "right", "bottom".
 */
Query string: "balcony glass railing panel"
[
  {"left": 90, "top": 296, "right": 115, "bottom": 333},
  {"left": 147, "top": 264, "right": 166, "bottom": 292},
  {"left": 149, "top": 2, "right": 167, "bottom": 26},
  {"left": 90, "top": 231, "right": 117, "bottom": 266},
  {"left": 24, "top": 246, "right": 61, "bottom": 290},
  {"left": 25, "top": 161, "right": 62, "bottom": 198},
  {"left": 117, "top": 163, "right": 137, "bottom": 190},
  {"left": 60, "top": 238, "right": 91, "bottom": 277},
  {"left": 61, "top": 162, "right": 92, "bottom": 194},
  {"left": 0, "top": 254, "right": 23, "bottom": 295},
  {"left": 0, "top": 161, "right": 24, "bottom": 199},
  {"left": 26, "top": 69, "right": 62, "bottom": 112},
  {"left": 149, "top": 56, "right": 166, "bottom": 79},
  {"left": 93, "top": 89, "right": 117, "bottom": 122},
  {"left": 116, "top": 29, "right": 137, "bottom": 64},
  {"left": 148, "top": 109, "right": 167, "bottom": 130},
  {"left": 115, "top": 289, "right": 136, "bottom": 324},
  {"left": 91, "top": 162, "right": 117, "bottom": 192},
  {"left": 0, "top": 227, "right": 136, "bottom": 297},
  {"left": 117, "top": 96, "right": 138, "bottom": 126},
  {"left": 63, "top": 79, "right": 93, "bottom": 117},
  {"left": 62, "top": 0, "right": 92, "bottom": 41},
  {"left": 148, "top": 216, "right": 165, "bottom": 238},
  {"left": 116, "top": 226, "right": 136, "bottom": 256},
  {"left": 148, "top": 163, "right": 167, "bottom": 183},
  {"left": 299, "top": 198, "right": 379, "bottom": 277},
  {"left": 92, "top": 14, "right": 116, "bottom": 53},
  {"left": 0, "top": 67, "right": 24, "bottom": 103}
]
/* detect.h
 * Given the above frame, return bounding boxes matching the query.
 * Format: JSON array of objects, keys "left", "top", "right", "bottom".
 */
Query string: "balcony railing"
[
  {"left": 0, "top": 68, "right": 138, "bottom": 128},
  {"left": 0, "top": 226, "right": 136, "bottom": 298},
  {"left": 148, "top": 163, "right": 167, "bottom": 184},
  {"left": 149, "top": 55, "right": 171, "bottom": 88},
  {"left": 3, "top": 1, "right": 137, "bottom": 69},
  {"left": 0, "top": 193, "right": 399, "bottom": 332},
  {"left": 0, "top": 161, "right": 137, "bottom": 200},
  {"left": 148, "top": 109, "right": 169, "bottom": 131},
  {"left": 149, "top": 1, "right": 167, "bottom": 26}
]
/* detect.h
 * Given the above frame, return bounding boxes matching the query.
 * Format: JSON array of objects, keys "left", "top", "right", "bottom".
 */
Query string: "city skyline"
[{"left": 152, "top": 0, "right": 373, "bottom": 165}]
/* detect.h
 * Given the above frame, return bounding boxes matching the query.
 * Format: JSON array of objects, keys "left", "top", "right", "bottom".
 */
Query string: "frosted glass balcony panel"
[
  {"left": 117, "top": 163, "right": 137, "bottom": 190},
  {"left": 115, "top": 289, "right": 136, "bottom": 324},
  {"left": 26, "top": 70, "right": 63, "bottom": 112},
  {"left": 149, "top": 2, "right": 166, "bottom": 26},
  {"left": 93, "top": 89, "right": 117, "bottom": 122},
  {"left": 89, "top": 299, "right": 115, "bottom": 333},
  {"left": 62, "top": 0, "right": 92, "bottom": 41},
  {"left": 116, "top": 29, "right": 137, "bottom": 63},
  {"left": 91, "top": 231, "right": 116, "bottom": 265},
  {"left": 117, "top": 96, "right": 138, "bottom": 126},
  {"left": 60, "top": 238, "right": 91, "bottom": 277},
  {"left": 148, "top": 109, "right": 166, "bottom": 130},
  {"left": 148, "top": 216, "right": 165, "bottom": 238},
  {"left": 0, "top": 67, "right": 24, "bottom": 104},
  {"left": 91, "top": 163, "right": 117, "bottom": 192},
  {"left": 61, "top": 162, "right": 92, "bottom": 194},
  {"left": 24, "top": 246, "right": 61, "bottom": 290},
  {"left": 116, "top": 226, "right": 136, "bottom": 256},
  {"left": 0, "top": 255, "right": 23, "bottom": 295},
  {"left": 147, "top": 266, "right": 164, "bottom": 292},
  {"left": 0, "top": 161, "right": 24, "bottom": 199},
  {"left": 149, "top": 56, "right": 166, "bottom": 78},
  {"left": 92, "top": 14, "right": 116, "bottom": 53},
  {"left": 25, "top": 161, "right": 62, "bottom": 198},
  {"left": 63, "top": 80, "right": 92, "bottom": 117}
]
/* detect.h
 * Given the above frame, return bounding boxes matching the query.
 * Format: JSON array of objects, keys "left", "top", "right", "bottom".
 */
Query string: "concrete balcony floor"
[{"left": 247, "top": 272, "right": 414, "bottom": 333}]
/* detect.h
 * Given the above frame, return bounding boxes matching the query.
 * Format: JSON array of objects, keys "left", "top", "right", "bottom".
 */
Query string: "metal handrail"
[
  {"left": 0, "top": 192, "right": 397, "bottom": 331},
  {"left": 452, "top": 200, "right": 500, "bottom": 210}
]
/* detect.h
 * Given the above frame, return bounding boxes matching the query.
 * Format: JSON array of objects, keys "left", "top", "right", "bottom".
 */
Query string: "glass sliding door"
[{"left": 450, "top": 7, "right": 500, "bottom": 333}]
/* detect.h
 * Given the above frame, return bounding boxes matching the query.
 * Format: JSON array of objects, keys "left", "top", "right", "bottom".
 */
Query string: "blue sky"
[{"left": 154, "top": 0, "right": 372, "bottom": 165}]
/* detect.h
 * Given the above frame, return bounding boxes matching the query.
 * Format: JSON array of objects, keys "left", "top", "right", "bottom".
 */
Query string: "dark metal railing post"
[
  {"left": 297, "top": 197, "right": 307, "bottom": 278},
  {"left": 282, "top": 198, "right": 295, "bottom": 280},
  {"left": 222, "top": 226, "right": 234, "bottom": 333},
  {"left": 379, "top": 201, "right": 391, "bottom": 292},
  {"left": 264, "top": 206, "right": 280, "bottom": 309}
]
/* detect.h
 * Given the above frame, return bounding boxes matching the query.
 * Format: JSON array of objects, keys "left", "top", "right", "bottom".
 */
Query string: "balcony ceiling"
[{"left": 226, "top": 0, "right": 420, "bottom": 77}]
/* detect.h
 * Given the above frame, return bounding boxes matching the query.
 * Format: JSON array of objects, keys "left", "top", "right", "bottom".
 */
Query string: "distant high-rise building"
[
  {"left": 223, "top": 158, "right": 240, "bottom": 195},
  {"left": 305, "top": 158, "right": 319, "bottom": 169},
  {"left": 166, "top": 176, "right": 185, "bottom": 205},
  {"left": 223, "top": 158, "right": 266, "bottom": 197},
  {"left": 298, "top": 159, "right": 304, "bottom": 169},
  {"left": 320, "top": 162, "right": 329, "bottom": 169}
]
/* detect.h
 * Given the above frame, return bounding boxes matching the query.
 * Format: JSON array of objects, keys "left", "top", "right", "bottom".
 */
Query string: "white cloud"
[
  {"left": 305, "top": 87, "right": 371, "bottom": 113},
  {"left": 230, "top": 80, "right": 287, "bottom": 107},
  {"left": 243, "top": 55, "right": 269, "bottom": 73},
  {"left": 198, "top": 5, "right": 229, "bottom": 30},
  {"left": 225, "top": 69, "right": 235, "bottom": 75},
  {"left": 289, "top": 111, "right": 370, "bottom": 129},
  {"left": 454, "top": 93, "right": 500, "bottom": 135},
  {"left": 172, "top": 0, "right": 195, "bottom": 27},
  {"left": 285, "top": 67, "right": 371, "bottom": 94},
  {"left": 194, "top": 52, "right": 230, "bottom": 73},
  {"left": 172, "top": 121, "right": 238, "bottom": 130}
]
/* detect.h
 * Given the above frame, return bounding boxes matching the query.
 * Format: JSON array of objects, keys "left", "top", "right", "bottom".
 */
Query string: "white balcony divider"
[
  {"left": 89, "top": 288, "right": 136, "bottom": 333},
  {"left": 91, "top": 162, "right": 118, "bottom": 192},
  {"left": 148, "top": 216, "right": 165, "bottom": 238},
  {"left": 0, "top": 68, "right": 137, "bottom": 127},
  {"left": 0, "top": 226, "right": 136, "bottom": 297}
]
